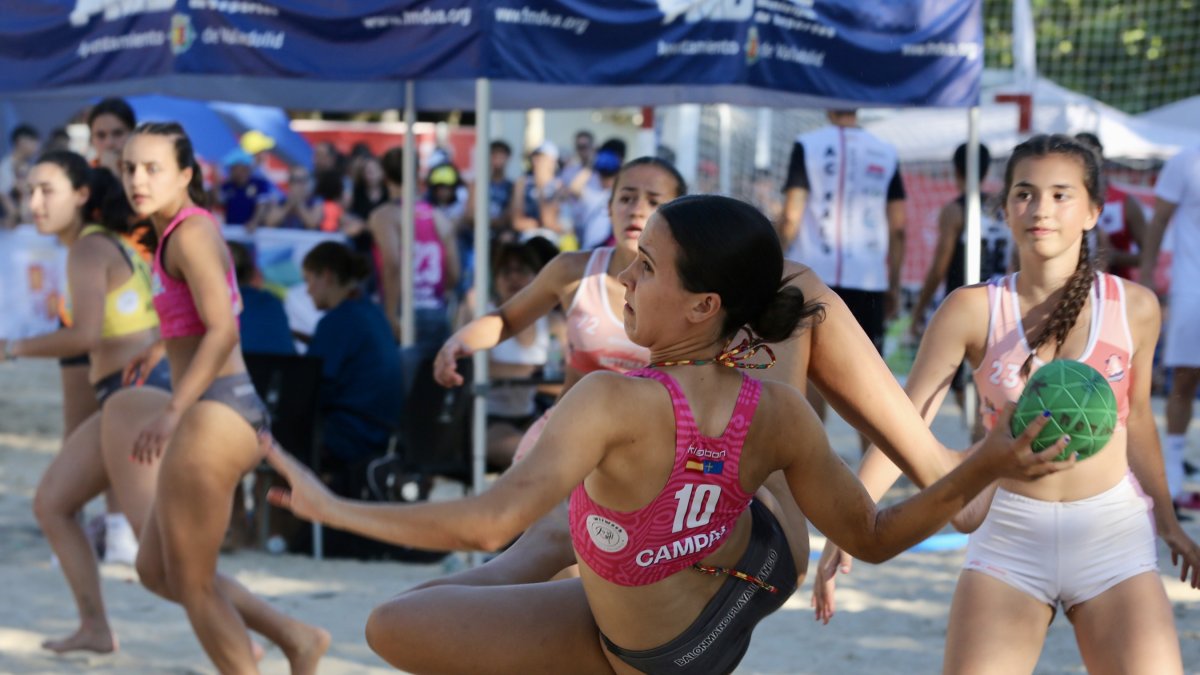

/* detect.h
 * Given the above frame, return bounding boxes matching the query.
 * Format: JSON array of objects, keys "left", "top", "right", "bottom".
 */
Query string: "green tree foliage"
[{"left": 984, "top": 0, "right": 1200, "bottom": 113}]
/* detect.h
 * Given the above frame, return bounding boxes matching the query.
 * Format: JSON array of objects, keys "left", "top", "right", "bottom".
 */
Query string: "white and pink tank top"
[
  {"left": 569, "top": 368, "right": 758, "bottom": 587},
  {"left": 973, "top": 272, "right": 1134, "bottom": 430},
  {"left": 565, "top": 247, "right": 650, "bottom": 374}
]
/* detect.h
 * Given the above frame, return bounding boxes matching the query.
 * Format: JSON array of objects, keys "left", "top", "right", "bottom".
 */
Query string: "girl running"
[
  {"left": 121, "top": 122, "right": 328, "bottom": 674},
  {"left": 814, "top": 134, "right": 1200, "bottom": 673},
  {"left": 266, "top": 194, "right": 1068, "bottom": 674},
  {"left": 4, "top": 151, "right": 167, "bottom": 654}
]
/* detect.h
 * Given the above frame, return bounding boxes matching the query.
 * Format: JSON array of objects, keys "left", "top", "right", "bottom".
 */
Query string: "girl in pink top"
[
  {"left": 265, "top": 194, "right": 1065, "bottom": 674},
  {"left": 120, "top": 122, "right": 328, "bottom": 674},
  {"left": 815, "top": 135, "right": 1200, "bottom": 674}
]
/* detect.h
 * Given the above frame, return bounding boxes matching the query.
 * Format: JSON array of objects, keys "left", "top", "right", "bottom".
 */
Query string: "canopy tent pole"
[
  {"left": 962, "top": 105, "right": 982, "bottom": 424},
  {"left": 717, "top": 104, "right": 732, "bottom": 195},
  {"left": 470, "top": 77, "right": 492, "bottom": 565},
  {"left": 401, "top": 80, "right": 417, "bottom": 347}
]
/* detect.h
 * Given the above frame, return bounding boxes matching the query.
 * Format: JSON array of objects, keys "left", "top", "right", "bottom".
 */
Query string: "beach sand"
[{"left": 1, "top": 357, "right": 1197, "bottom": 674}]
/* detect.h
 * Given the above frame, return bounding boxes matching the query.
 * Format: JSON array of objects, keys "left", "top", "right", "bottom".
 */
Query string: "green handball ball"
[{"left": 1009, "top": 360, "right": 1117, "bottom": 462}]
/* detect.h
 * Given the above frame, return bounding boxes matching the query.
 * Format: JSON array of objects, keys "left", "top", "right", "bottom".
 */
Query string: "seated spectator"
[
  {"left": 315, "top": 168, "right": 358, "bottom": 234},
  {"left": 218, "top": 149, "right": 274, "bottom": 228},
  {"left": 302, "top": 241, "right": 404, "bottom": 557},
  {"left": 302, "top": 241, "right": 402, "bottom": 470},
  {"left": 455, "top": 240, "right": 558, "bottom": 468},
  {"left": 265, "top": 165, "right": 323, "bottom": 229},
  {"left": 227, "top": 241, "right": 295, "bottom": 355}
]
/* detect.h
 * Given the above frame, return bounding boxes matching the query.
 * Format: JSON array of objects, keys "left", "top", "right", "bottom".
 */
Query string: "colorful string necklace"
[{"left": 646, "top": 336, "right": 776, "bottom": 370}]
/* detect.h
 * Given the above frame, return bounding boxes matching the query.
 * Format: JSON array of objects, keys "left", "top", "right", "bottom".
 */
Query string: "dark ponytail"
[
  {"left": 1005, "top": 134, "right": 1102, "bottom": 376},
  {"left": 657, "top": 195, "right": 823, "bottom": 344},
  {"left": 130, "top": 121, "right": 209, "bottom": 209},
  {"left": 34, "top": 150, "right": 133, "bottom": 236},
  {"left": 302, "top": 241, "right": 371, "bottom": 287}
]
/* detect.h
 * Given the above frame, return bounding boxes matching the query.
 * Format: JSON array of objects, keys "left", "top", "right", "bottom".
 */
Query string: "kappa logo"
[{"left": 657, "top": 0, "right": 753, "bottom": 24}]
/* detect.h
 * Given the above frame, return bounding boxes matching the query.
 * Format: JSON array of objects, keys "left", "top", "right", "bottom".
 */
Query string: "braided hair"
[{"left": 1004, "top": 134, "right": 1103, "bottom": 376}]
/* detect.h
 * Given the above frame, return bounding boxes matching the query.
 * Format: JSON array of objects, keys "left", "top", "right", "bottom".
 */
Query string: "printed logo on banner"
[
  {"left": 70, "top": 0, "right": 173, "bottom": 27},
  {"left": 658, "top": 0, "right": 753, "bottom": 24},
  {"left": 170, "top": 13, "right": 196, "bottom": 54},
  {"left": 745, "top": 25, "right": 760, "bottom": 64}
]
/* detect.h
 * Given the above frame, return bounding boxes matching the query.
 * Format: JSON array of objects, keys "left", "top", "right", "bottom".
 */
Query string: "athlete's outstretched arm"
[
  {"left": 433, "top": 251, "right": 581, "bottom": 387},
  {"left": 266, "top": 373, "right": 626, "bottom": 552}
]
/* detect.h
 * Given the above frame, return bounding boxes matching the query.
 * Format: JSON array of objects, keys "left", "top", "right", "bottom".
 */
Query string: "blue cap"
[{"left": 223, "top": 148, "right": 254, "bottom": 168}]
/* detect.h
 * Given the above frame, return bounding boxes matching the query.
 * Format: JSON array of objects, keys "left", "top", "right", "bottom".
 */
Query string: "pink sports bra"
[
  {"left": 152, "top": 206, "right": 242, "bottom": 339},
  {"left": 973, "top": 272, "right": 1134, "bottom": 430},
  {"left": 565, "top": 247, "right": 650, "bottom": 374},
  {"left": 569, "top": 368, "right": 759, "bottom": 587}
]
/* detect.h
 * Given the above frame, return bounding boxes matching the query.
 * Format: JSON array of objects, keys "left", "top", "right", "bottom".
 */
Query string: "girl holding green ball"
[{"left": 815, "top": 134, "right": 1200, "bottom": 674}]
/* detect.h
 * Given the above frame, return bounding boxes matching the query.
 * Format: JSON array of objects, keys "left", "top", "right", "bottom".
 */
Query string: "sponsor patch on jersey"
[{"left": 585, "top": 515, "right": 629, "bottom": 553}]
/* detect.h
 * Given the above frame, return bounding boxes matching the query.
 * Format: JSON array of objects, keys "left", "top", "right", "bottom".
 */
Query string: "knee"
[
  {"left": 31, "top": 484, "right": 68, "bottom": 530},
  {"left": 135, "top": 549, "right": 172, "bottom": 599},
  {"left": 365, "top": 597, "right": 422, "bottom": 668}
]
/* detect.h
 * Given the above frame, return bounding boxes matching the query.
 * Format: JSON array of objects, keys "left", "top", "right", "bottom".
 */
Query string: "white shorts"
[
  {"left": 1165, "top": 291, "right": 1200, "bottom": 368},
  {"left": 963, "top": 475, "right": 1158, "bottom": 611}
]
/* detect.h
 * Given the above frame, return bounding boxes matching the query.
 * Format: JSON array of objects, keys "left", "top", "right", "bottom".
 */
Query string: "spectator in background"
[
  {"left": 87, "top": 98, "right": 135, "bottom": 175},
  {"left": 369, "top": 148, "right": 460, "bottom": 357},
  {"left": 46, "top": 128, "right": 72, "bottom": 154},
  {"left": 301, "top": 242, "right": 403, "bottom": 551},
  {"left": 312, "top": 141, "right": 341, "bottom": 175},
  {"left": 565, "top": 137, "right": 626, "bottom": 250},
  {"left": 485, "top": 140, "right": 515, "bottom": 235},
  {"left": 227, "top": 241, "right": 295, "bottom": 356},
  {"left": 559, "top": 129, "right": 595, "bottom": 188},
  {"left": 427, "top": 162, "right": 468, "bottom": 229},
  {"left": 1, "top": 124, "right": 41, "bottom": 227},
  {"left": 1140, "top": 142, "right": 1200, "bottom": 513},
  {"left": 349, "top": 154, "right": 387, "bottom": 222},
  {"left": 315, "top": 168, "right": 355, "bottom": 233},
  {"left": 512, "top": 141, "right": 564, "bottom": 242},
  {"left": 1074, "top": 132, "right": 1148, "bottom": 279},
  {"left": 454, "top": 241, "right": 555, "bottom": 468},
  {"left": 217, "top": 149, "right": 273, "bottom": 228},
  {"left": 265, "top": 165, "right": 323, "bottom": 229},
  {"left": 780, "top": 108, "right": 906, "bottom": 455}
]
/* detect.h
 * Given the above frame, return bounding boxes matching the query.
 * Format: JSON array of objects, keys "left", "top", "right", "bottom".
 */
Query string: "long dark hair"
[
  {"left": 611, "top": 157, "right": 688, "bottom": 204},
  {"left": 129, "top": 121, "right": 209, "bottom": 209},
  {"left": 657, "top": 195, "right": 823, "bottom": 343},
  {"left": 34, "top": 150, "right": 134, "bottom": 235},
  {"left": 1004, "top": 134, "right": 1103, "bottom": 376}
]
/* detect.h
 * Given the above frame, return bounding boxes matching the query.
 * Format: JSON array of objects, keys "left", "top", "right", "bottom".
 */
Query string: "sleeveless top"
[
  {"left": 487, "top": 301, "right": 550, "bottom": 418},
  {"left": 565, "top": 247, "right": 650, "bottom": 374},
  {"left": 973, "top": 272, "right": 1134, "bottom": 430},
  {"left": 569, "top": 368, "right": 759, "bottom": 587},
  {"left": 60, "top": 225, "right": 159, "bottom": 339},
  {"left": 371, "top": 200, "right": 447, "bottom": 311},
  {"left": 946, "top": 193, "right": 1012, "bottom": 293},
  {"left": 152, "top": 206, "right": 242, "bottom": 339}
]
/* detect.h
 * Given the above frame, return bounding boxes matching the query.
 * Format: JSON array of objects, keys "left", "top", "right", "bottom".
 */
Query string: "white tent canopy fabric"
[{"left": 865, "top": 69, "right": 1200, "bottom": 163}]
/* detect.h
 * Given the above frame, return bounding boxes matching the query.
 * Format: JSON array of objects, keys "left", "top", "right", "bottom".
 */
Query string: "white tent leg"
[
  {"left": 963, "top": 105, "right": 982, "bottom": 426},
  {"left": 470, "top": 77, "right": 492, "bottom": 567},
  {"left": 401, "top": 80, "right": 417, "bottom": 348}
]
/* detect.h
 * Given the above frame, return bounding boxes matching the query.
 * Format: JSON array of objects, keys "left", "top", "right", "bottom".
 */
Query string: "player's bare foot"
[
  {"left": 41, "top": 626, "right": 117, "bottom": 655},
  {"left": 283, "top": 624, "right": 330, "bottom": 675}
]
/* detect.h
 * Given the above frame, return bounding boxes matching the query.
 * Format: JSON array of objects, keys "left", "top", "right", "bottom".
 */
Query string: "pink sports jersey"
[
  {"left": 973, "top": 272, "right": 1133, "bottom": 430},
  {"left": 569, "top": 368, "right": 758, "bottom": 587},
  {"left": 565, "top": 247, "right": 650, "bottom": 374},
  {"left": 152, "top": 206, "right": 242, "bottom": 339}
]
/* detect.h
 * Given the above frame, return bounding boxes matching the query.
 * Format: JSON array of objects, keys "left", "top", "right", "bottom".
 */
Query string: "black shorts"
[
  {"left": 59, "top": 352, "right": 90, "bottom": 367},
  {"left": 200, "top": 372, "right": 270, "bottom": 433},
  {"left": 831, "top": 286, "right": 885, "bottom": 354},
  {"left": 601, "top": 499, "right": 798, "bottom": 675},
  {"left": 92, "top": 359, "right": 172, "bottom": 407}
]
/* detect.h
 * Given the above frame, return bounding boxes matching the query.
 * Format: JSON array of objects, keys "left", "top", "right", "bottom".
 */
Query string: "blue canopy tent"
[{"left": 2, "top": 0, "right": 986, "bottom": 539}]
